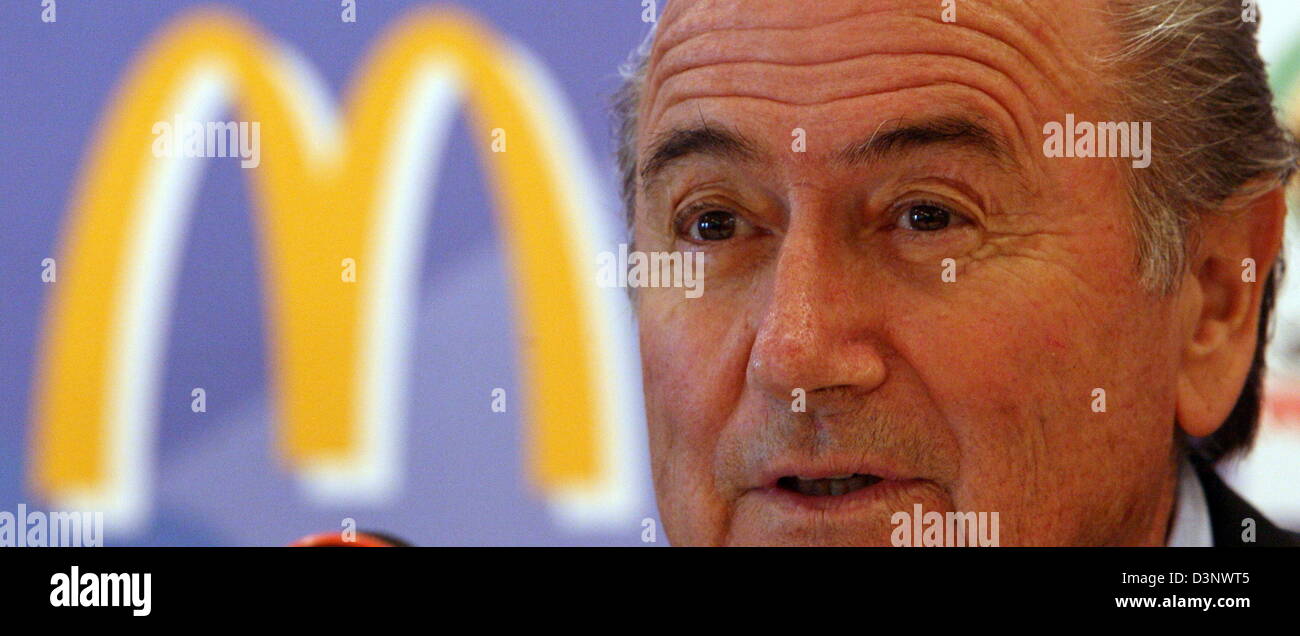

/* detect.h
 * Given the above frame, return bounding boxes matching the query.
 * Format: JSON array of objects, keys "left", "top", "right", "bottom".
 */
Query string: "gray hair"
[
  {"left": 614, "top": 28, "right": 653, "bottom": 237},
  {"left": 612, "top": 0, "right": 1299, "bottom": 461},
  {"left": 1102, "top": 0, "right": 1298, "bottom": 292}
]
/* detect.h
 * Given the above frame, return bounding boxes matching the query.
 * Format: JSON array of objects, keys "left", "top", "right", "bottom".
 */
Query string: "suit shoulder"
[{"left": 1192, "top": 456, "right": 1300, "bottom": 547}]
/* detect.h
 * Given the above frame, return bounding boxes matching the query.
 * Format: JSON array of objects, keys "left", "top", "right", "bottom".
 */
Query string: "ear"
[{"left": 1175, "top": 185, "right": 1287, "bottom": 438}]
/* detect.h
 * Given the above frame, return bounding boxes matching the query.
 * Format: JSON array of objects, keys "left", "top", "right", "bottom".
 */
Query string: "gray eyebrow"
[
  {"left": 639, "top": 123, "right": 760, "bottom": 186},
  {"left": 835, "top": 116, "right": 1013, "bottom": 166}
]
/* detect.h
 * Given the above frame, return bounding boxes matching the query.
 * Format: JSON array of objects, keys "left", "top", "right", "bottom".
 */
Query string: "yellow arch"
[{"left": 31, "top": 7, "right": 605, "bottom": 505}]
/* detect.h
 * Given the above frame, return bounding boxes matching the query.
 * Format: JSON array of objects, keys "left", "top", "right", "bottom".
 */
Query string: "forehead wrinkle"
[
  {"left": 645, "top": 7, "right": 931, "bottom": 119},
  {"left": 650, "top": 11, "right": 1046, "bottom": 83},
  {"left": 647, "top": 52, "right": 1040, "bottom": 162},
  {"left": 650, "top": 60, "right": 1028, "bottom": 144},
  {"left": 937, "top": 3, "right": 1109, "bottom": 115},
  {"left": 650, "top": 56, "right": 1034, "bottom": 157},
  {"left": 648, "top": 67, "right": 1038, "bottom": 166},
  {"left": 642, "top": 1, "right": 1113, "bottom": 158},
  {"left": 654, "top": 0, "right": 1108, "bottom": 84},
  {"left": 651, "top": 0, "right": 890, "bottom": 58},
  {"left": 930, "top": 0, "right": 1120, "bottom": 117},
  {"left": 654, "top": 83, "right": 964, "bottom": 115}
]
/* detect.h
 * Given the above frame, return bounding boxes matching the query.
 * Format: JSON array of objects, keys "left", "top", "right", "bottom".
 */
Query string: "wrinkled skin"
[{"left": 633, "top": 0, "right": 1287, "bottom": 545}]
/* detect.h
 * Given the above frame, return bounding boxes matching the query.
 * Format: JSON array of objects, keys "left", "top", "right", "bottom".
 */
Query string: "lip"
[
  {"left": 747, "top": 457, "right": 929, "bottom": 513},
  {"left": 756, "top": 458, "right": 912, "bottom": 489},
  {"left": 749, "top": 477, "right": 932, "bottom": 513}
]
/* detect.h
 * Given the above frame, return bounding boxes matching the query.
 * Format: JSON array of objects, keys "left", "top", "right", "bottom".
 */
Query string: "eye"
[
  {"left": 895, "top": 203, "right": 956, "bottom": 232},
  {"left": 677, "top": 207, "right": 742, "bottom": 242},
  {"left": 694, "top": 210, "right": 736, "bottom": 240}
]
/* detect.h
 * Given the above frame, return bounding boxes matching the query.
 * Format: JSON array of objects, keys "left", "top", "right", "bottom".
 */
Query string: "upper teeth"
[{"left": 783, "top": 474, "right": 881, "bottom": 496}]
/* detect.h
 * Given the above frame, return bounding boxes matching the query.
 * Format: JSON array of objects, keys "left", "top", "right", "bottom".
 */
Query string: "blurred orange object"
[{"left": 290, "top": 531, "right": 408, "bottom": 547}]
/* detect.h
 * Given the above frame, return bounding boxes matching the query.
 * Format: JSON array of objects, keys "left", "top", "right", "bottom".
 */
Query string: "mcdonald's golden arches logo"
[{"left": 30, "top": 6, "right": 645, "bottom": 533}]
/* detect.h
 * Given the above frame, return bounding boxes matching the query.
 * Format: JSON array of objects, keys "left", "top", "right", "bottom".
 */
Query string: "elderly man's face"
[{"left": 632, "top": 0, "right": 1235, "bottom": 546}]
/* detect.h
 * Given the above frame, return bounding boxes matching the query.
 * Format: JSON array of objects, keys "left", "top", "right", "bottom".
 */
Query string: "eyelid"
[{"left": 671, "top": 200, "right": 714, "bottom": 236}]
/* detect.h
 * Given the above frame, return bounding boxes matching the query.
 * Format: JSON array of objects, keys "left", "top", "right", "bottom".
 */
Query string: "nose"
[{"left": 747, "top": 211, "right": 888, "bottom": 405}]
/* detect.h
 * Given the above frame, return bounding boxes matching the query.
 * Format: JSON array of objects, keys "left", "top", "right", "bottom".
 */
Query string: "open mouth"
[{"left": 776, "top": 474, "right": 883, "bottom": 497}]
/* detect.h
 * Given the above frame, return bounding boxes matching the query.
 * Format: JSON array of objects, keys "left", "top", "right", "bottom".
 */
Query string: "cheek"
[
  {"left": 887, "top": 275, "right": 1179, "bottom": 541},
  {"left": 637, "top": 293, "right": 750, "bottom": 541},
  {"left": 638, "top": 294, "right": 745, "bottom": 437}
]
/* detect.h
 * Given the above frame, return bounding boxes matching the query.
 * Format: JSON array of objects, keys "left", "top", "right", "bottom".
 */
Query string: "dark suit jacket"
[{"left": 1191, "top": 456, "right": 1300, "bottom": 547}]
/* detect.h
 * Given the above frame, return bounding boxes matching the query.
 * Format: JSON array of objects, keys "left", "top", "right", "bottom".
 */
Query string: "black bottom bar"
[{"left": 1, "top": 547, "right": 1293, "bottom": 619}]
